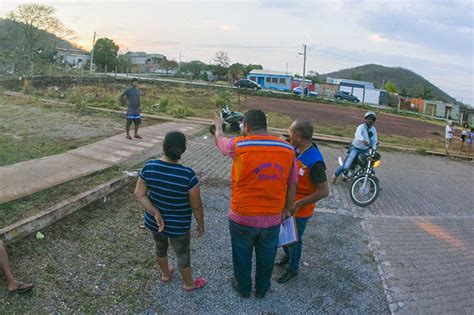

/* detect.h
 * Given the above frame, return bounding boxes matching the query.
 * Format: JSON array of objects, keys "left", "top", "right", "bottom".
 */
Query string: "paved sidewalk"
[{"left": 0, "top": 122, "right": 203, "bottom": 204}]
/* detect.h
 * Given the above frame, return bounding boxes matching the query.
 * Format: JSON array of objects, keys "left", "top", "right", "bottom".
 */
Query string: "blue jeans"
[
  {"left": 335, "top": 146, "right": 366, "bottom": 177},
  {"left": 229, "top": 220, "right": 280, "bottom": 296},
  {"left": 283, "top": 217, "right": 309, "bottom": 272}
]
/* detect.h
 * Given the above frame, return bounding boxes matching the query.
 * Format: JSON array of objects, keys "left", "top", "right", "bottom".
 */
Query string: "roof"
[{"left": 249, "top": 69, "right": 292, "bottom": 77}]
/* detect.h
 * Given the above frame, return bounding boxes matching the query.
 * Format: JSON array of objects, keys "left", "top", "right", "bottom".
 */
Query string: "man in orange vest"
[
  {"left": 214, "top": 109, "right": 297, "bottom": 299},
  {"left": 276, "top": 119, "right": 329, "bottom": 283}
]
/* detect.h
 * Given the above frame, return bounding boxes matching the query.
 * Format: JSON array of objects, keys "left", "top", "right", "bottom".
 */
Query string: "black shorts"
[
  {"left": 151, "top": 231, "right": 191, "bottom": 269},
  {"left": 461, "top": 135, "right": 466, "bottom": 142},
  {"left": 126, "top": 118, "right": 141, "bottom": 126}
]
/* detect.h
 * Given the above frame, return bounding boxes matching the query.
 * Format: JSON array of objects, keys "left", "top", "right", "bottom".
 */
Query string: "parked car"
[
  {"left": 335, "top": 91, "right": 360, "bottom": 103},
  {"left": 235, "top": 79, "right": 261, "bottom": 90},
  {"left": 292, "top": 86, "right": 319, "bottom": 97}
]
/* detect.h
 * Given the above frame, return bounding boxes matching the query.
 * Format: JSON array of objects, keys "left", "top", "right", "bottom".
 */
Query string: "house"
[
  {"left": 424, "top": 100, "right": 460, "bottom": 120},
  {"left": 122, "top": 51, "right": 166, "bottom": 73},
  {"left": 328, "top": 77, "right": 386, "bottom": 106},
  {"left": 55, "top": 47, "right": 90, "bottom": 69},
  {"left": 460, "top": 107, "right": 474, "bottom": 125},
  {"left": 314, "top": 83, "right": 339, "bottom": 97},
  {"left": 247, "top": 70, "right": 293, "bottom": 91}
]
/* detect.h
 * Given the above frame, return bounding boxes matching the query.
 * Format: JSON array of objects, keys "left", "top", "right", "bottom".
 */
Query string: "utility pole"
[
  {"left": 178, "top": 52, "right": 182, "bottom": 73},
  {"left": 301, "top": 44, "right": 307, "bottom": 99},
  {"left": 90, "top": 32, "right": 96, "bottom": 74},
  {"left": 285, "top": 62, "right": 288, "bottom": 75}
]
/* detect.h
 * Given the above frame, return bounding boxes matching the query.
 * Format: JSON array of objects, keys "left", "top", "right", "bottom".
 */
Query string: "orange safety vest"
[
  {"left": 231, "top": 135, "right": 295, "bottom": 216},
  {"left": 295, "top": 145, "right": 325, "bottom": 218}
]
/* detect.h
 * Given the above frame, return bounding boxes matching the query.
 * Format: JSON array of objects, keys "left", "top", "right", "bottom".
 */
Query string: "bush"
[
  {"left": 415, "top": 148, "right": 427, "bottom": 155},
  {"left": 168, "top": 105, "right": 194, "bottom": 118},
  {"left": 159, "top": 96, "right": 173, "bottom": 112},
  {"left": 214, "top": 90, "right": 232, "bottom": 108}
]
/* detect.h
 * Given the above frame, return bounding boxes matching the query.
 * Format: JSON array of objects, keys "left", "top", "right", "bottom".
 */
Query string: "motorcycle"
[
  {"left": 210, "top": 105, "right": 244, "bottom": 135},
  {"left": 337, "top": 147, "right": 382, "bottom": 207}
]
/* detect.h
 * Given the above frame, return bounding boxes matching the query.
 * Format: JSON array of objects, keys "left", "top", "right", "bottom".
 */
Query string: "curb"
[{"left": 0, "top": 174, "right": 136, "bottom": 242}]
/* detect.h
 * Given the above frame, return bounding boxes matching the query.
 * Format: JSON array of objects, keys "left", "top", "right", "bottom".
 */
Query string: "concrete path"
[{"left": 0, "top": 122, "right": 203, "bottom": 204}]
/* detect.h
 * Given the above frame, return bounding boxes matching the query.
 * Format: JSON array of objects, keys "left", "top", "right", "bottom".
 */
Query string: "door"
[{"left": 258, "top": 77, "right": 265, "bottom": 87}]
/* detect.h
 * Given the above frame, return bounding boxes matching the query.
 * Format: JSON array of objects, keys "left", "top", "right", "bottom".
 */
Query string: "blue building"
[{"left": 247, "top": 70, "right": 292, "bottom": 91}]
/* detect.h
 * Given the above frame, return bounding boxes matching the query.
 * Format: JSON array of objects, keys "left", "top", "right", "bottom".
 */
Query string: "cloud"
[
  {"left": 218, "top": 24, "right": 238, "bottom": 32},
  {"left": 362, "top": 1, "right": 473, "bottom": 56}
]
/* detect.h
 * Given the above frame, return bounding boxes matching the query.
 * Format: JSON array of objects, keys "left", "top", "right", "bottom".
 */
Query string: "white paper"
[{"left": 278, "top": 216, "right": 298, "bottom": 247}]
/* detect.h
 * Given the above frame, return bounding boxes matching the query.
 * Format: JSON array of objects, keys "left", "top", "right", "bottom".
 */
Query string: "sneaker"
[
  {"left": 231, "top": 278, "right": 250, "bottom": 298},
  {"left": 276, "top": 269, "right": 298, "bottom": 283},
  {"left": 275, "top": 255, "right": 289, "bottom": 267}
]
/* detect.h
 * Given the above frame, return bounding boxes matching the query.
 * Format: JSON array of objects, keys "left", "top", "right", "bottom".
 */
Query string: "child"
[
  {"left": 445, "top": 121, "right": 454, "bottom": 154},
  {"left": 460, "top": 123, "right": 469, "bottom": 152},
  {"left": 467, "top": 128, "right": 474, "bottom": 153},
  {"left": 134, "top": 131, "right": 207, "bottom": 291}
]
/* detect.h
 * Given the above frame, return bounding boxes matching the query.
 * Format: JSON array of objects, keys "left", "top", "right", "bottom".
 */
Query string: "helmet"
[{"left": 365, "top": 111, "right": 376, "bottom": 120}]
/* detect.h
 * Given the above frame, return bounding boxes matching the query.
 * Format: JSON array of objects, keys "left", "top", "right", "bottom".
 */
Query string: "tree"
[
  {"left": 229, "top": 63, "right": 245, "bottom": 82},
  {"left": 7, "top": 4, "right": 72, "bottom": 75},
  {"left": 244, "top": 64, "right": 263, "bottom": 76},
  {"left": 421, "top": 86, "right": 433, "bottom": 100},
  {"left": 351, "top": 73, "right": 362, "bottom": 81},
  {"left": 93, "top": 37, "right": 119, "bottom": 71},
  {"left": 214, "top": 51, "right": 230, "bottom": 68},
  {"left": 383, "top": 81, "right": 399, "bottom": 93},
  {"left": 160, "top": 58, "right": 178, "bottom": 74},
  {"left": 180, "top": 60, "right": 206, "bottom": 79}
]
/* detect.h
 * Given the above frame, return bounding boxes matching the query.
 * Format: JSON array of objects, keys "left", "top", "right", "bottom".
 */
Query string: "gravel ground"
[{"left": 0, "top": 179, "right": 387, "bottom": 314}]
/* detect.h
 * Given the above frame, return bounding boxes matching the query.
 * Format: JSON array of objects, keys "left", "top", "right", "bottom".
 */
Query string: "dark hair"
[
  {"left": 131, "top": 78, "right": 138, "bottom": 85},
  {"left": 463, "top": 122, "right": 469, "bottom": 128},
  {"left": 163, "top": 131, "right": 186, "bottom": 160},
  {"left": 243, "top": 109, "right": 267, "bottom": 131},
  {"left": 292, "top": 119, "right": 313, "bottom": 140}
]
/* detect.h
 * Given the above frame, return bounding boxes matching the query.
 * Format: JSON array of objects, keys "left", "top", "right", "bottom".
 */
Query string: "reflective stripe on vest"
[{"left": 232, "top": 135, "right": 295, "bottom": 217}]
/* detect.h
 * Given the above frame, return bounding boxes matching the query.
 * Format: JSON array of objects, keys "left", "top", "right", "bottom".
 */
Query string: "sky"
[{"left": 1, "top": 0, "right": 473, "bottom": 105}]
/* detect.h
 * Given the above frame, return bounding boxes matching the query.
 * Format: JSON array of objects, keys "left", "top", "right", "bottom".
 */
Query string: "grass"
[
  {"left": 0, "top": 166, "right": 124, "bottom": 226},
  {"left": 0, "top": 93, "right": 160, "bottom": 166}
]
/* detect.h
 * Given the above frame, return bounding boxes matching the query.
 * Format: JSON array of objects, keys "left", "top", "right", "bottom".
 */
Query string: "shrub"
[
  {"left": 159, "top": 96, "right": 173, "bottom": 112},
  {"left": 415, "top": 148, "right": 427, "bottom": 155},
  {"left": 168, "top": 105, "right": 194, "bottom": 118},
  {"left": 214, "top": 90, "right": 232, "bottom": 108}
]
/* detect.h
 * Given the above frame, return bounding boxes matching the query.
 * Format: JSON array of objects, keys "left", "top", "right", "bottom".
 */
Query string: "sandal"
[
  {"left": 160, "top": 266, "right": 174, "bottom": 283},
  {"left": 8, "top": 282, "right": 33, "bottom": 294},
  {"left": 125, "top": 135, "right": 132, "bottom": 140},
  {"left": 183, "top": 278, "right": 207, "bottom": 292},
  {"left": 134, "top": 135, "right": 143, "bottom": 139}
]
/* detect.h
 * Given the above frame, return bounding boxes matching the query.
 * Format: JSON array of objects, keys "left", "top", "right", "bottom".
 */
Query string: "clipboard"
[{"left": 278, "top": 216, "right": 298, "bottom": 247}]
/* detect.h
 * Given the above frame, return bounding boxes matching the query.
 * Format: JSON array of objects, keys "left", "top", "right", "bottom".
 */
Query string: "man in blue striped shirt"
[{"left": 135, "top": 131, "right": 207, "bottom": 291}]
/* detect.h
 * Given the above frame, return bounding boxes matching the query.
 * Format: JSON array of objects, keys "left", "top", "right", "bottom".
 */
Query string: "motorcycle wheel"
[{"left": 350, "top": 175, "right": 379, "bottom": 207}]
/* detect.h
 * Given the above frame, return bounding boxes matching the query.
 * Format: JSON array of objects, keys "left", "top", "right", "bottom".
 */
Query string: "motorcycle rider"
[{"left": 331, "top": 111, "right": 378, "bottom": 184}]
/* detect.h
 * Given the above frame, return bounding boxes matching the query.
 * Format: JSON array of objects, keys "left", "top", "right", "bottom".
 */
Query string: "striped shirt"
[{"left": 140, "top": 159, "right": 199, "bottom": 237}]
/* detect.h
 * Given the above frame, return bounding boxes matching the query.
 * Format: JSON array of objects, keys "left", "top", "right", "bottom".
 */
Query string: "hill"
[{"left": 321, "top": 64, "right": 458, "bottom": 104}]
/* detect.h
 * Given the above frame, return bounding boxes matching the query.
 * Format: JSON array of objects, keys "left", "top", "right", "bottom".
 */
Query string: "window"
[
  {"left": 279, "top": 78, "right": 286, "bottom": 85},
  {"left": 250, "top": 76, "right": 256, "bottom": 82},
  {"left": 271, "top": 77, "right": 278, "bottom": 83},
  {"left": 266, "top": 77, "right": 271, "bottom": 83}
]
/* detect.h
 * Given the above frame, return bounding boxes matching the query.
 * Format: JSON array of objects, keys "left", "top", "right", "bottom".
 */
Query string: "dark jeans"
[
  {"left": 229, "top": 219, "right": 280, "bottom": 296},
  {"left": 283, "top": 217, "right": 309, "bottom": 272}
]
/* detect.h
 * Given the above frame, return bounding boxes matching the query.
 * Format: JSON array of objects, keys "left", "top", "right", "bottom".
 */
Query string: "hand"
[
  {"left": 214, "top": 112, "right": 224, "bottom": 128},
  {"left": 196, "top": 224, "right": 204, "bottom": 237},
  {"left": 290, "top": 201, "right": 302, "bottom": 216},
  {"left": 154, "top": 214, "right": 165, "bottom": 233},
  {"left": 281, "top": 208, "right": 291, "bottom": 222}
]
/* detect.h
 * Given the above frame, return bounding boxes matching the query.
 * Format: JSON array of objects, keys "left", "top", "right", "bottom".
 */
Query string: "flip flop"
[
  {"left": 126, "top": 135, "right": 132, "bottom": 140},
  {"left": 8, "top": 282, "right": 33, "bottom": 294},
  {"left": 183, "top": 278, "right": 207, "bottom": 292},
  {"left": 134, "top": 135, "right": 143, "bottom": 139},
  {"left": 160, "top": 266, "right": 174, "bottom": 283}
]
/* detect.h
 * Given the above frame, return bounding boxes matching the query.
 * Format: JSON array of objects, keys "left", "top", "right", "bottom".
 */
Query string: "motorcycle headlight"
[{"left": 373, "top": 160, "right": 381, "bottom": 168}]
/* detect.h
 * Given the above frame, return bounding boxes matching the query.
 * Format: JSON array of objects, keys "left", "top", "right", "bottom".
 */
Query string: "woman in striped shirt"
[{"left": 134, "top": 131, "right": 207, "bottom": 291}]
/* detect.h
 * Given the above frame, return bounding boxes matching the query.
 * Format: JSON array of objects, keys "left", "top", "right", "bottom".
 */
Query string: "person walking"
[
  {"left": 134, "top": 131, "right": 206, "bottom": 292},
  {"left": 118, "top": 78, "right": 142, "bottom": 140},
  {"left": 275, "top": 119, "right": 329, "bottom": 283},
  {"left": 213, "top": 109, "right": 297, "bottom": 299}
]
